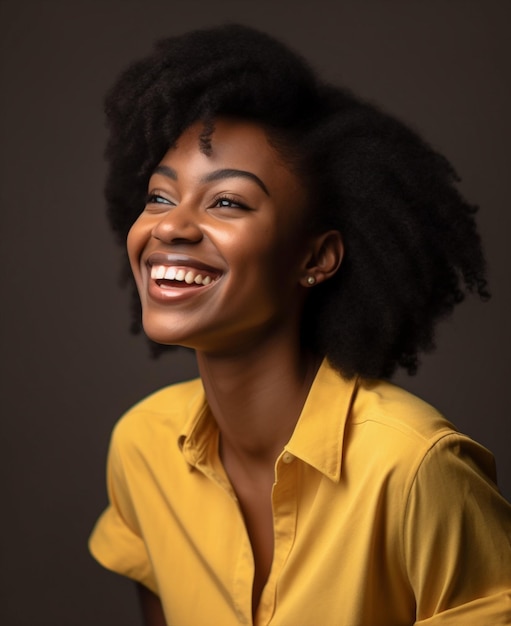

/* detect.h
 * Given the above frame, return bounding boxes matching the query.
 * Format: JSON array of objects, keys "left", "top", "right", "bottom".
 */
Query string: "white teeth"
[
  {"left": 164, "top": 267, "right": 177, "bottom": 280},
  {"left": 155, "top": 266, "right": 166, "bottom": 279},
  {"left": 151, "top": 266, "right": 160, "bottom": 280},
  {"left": 150, "top": 265, "right": 216, "bottom": 286}
]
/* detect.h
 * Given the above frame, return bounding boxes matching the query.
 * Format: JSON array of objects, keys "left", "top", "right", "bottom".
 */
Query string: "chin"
[{"left": 141, "top": 317, "right": 185, "bottom": 347}]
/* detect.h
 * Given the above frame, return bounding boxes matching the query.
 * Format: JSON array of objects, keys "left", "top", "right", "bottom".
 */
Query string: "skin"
[{"left": 127, "top": 118, "right": 343, "bottom": 623}]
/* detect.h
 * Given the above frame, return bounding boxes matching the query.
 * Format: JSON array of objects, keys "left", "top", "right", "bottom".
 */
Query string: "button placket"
[
  {"left": 255, "top": 454, "right": 298, "bottom": 625},
  {"left": 281, "top": 451, "right": 295, "bottom": 464}
]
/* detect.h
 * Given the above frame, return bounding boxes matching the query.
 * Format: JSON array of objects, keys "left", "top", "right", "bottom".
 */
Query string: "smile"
[{"left": 150, "top": 265, "right": 216, "bottom": 286}]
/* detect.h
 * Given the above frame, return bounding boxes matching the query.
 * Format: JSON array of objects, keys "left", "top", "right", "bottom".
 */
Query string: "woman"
[{"left": 89, "top": 24, "right": 511, "bottom": 625}]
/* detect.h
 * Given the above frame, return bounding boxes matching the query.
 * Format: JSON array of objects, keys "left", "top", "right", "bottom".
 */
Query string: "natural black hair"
[{"left": 104, "top": 23, "right": 489, "bottom": 379}]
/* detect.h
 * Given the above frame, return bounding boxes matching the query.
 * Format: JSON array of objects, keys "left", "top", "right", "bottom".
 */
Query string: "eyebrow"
[
  {"left": 201, "top": 169, "right": 270, "bottom": 196},
  {"left": 153, "top": 165, "right": 178, "bottom": 180},
  {"left": 153, "top": 165, "right": 270, "bottom": 196}
]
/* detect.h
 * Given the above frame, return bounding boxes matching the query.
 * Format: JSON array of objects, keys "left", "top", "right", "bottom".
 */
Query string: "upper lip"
[{"left": 145, "top": 252, "right": 223, "bottom": 276}]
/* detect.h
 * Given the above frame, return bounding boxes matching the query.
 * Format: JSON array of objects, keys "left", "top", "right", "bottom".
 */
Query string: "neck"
[{"left": 195, "top": 338, "right": 321, "bottom": 465}]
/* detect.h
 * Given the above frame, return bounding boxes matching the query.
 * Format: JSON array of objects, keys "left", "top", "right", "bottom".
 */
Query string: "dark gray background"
[{"left": 1, "top": 1, "right": 510, "bottom": 625}]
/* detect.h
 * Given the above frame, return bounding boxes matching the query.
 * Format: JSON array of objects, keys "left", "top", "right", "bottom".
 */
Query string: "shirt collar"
[
  {"left": 178, "top": 359, "right": 358, "bottom": 482},
  {"left": 285, "top": 359, "right": 358, "bottom": 482},
  {"left": 178, "top": 384, "right": 213, "bottom": 468}
]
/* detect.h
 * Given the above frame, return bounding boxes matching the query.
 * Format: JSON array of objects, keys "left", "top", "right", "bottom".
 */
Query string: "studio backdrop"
[{"left": 1, "top": 2, "right": 509, "bottom": 625}]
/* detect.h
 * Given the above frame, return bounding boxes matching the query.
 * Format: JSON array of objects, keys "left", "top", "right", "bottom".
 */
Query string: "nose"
[{"left": 151, "top": 203, "right": 203, "bottom": 244}]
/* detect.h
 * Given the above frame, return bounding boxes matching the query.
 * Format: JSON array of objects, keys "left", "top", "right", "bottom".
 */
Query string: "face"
[{"left": 127, "top": 118, "right": 315, "bottom": 356}]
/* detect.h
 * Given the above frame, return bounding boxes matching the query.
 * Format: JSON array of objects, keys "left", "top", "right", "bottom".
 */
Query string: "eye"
[
  {"left": 145, "top": 193, "right": 173, "bottom": 205},
  {"left": 212, "top": 195, "right": 252, "bottom": 211}
]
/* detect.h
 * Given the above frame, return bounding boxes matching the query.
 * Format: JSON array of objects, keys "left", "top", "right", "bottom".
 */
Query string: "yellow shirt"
[{"left": 89, "top": 360, "right": 511, "bottom": 625}]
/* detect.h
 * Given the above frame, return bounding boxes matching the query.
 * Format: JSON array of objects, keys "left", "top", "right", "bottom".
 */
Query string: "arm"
[
  {"left": 137, "top": 583, "right": 168, "bottom": 626},
  {"left": 404, "top": 434, "right": 511, "bottom": 623}
]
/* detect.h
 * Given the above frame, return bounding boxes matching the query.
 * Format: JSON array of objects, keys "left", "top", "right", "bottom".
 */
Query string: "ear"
[{"left": 300, "top": 230, "right": 344, "bottom": 288}]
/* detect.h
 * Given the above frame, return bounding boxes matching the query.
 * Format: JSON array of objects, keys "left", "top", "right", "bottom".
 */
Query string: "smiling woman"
[
  {"left": 88, "top": 24, "right": 511, "bottom": 626},
  {"left": 127, "top": 118, "right": 336, "bottom": 354}
]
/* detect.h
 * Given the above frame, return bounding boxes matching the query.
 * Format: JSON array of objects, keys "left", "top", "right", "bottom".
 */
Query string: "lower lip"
[{"left": 146, "top": 278, "right": 217, "bottom": 303}]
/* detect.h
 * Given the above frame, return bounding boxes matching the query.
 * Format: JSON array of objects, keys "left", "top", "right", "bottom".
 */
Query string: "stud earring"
[{"left": 307, "top": 276, "right": 316, "bottom": 285}]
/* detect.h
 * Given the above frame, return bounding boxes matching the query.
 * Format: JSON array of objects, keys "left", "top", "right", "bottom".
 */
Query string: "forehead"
[
  {"left": 159, "top": 118, "right": 305, "bottom": 199},
  {"left": 172, "top": 117, "right": 278, "bottom": 162}
]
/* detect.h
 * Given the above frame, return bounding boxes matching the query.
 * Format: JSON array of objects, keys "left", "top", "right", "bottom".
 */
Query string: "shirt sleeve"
[
  {"left": 402, "top": 433, "right": 511, "bottom": 624},
  {"left": 88, "top": 421, "right": 158, "bottom": 594}
]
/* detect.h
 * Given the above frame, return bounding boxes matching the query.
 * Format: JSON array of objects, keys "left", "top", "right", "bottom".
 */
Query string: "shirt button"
[{"left": 282, "top": 452, "right": 295, "bottom": 464}]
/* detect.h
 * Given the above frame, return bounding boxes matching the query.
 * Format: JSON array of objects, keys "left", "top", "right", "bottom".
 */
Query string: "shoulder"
[
  {"left": 346, "top": 377, "right": 498, "bottom": 490},
  {"left": 110, "top": 377, "right": 204, "bottom": 450},
  {"left": 352, "top": 378, "right": 457, "bottom": 445}
]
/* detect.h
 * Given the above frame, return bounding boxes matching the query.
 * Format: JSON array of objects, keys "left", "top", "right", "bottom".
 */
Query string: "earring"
[{"left": 307, "top": 276, "right": 316, "bottom": 285}]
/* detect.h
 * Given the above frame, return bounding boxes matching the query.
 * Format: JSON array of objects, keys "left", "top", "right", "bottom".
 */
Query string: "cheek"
[
  {"left": 228, "top": 229, "right": 277, "bottom": 274},
  {"left": 236, "top": 224, "right": 301, "bottom": 274},
  {"left": 126, "top": 218, "right": 149, "bottom": 277},
  {"left": 126, "top": 218, "right": 151, "bottom": 291}
]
